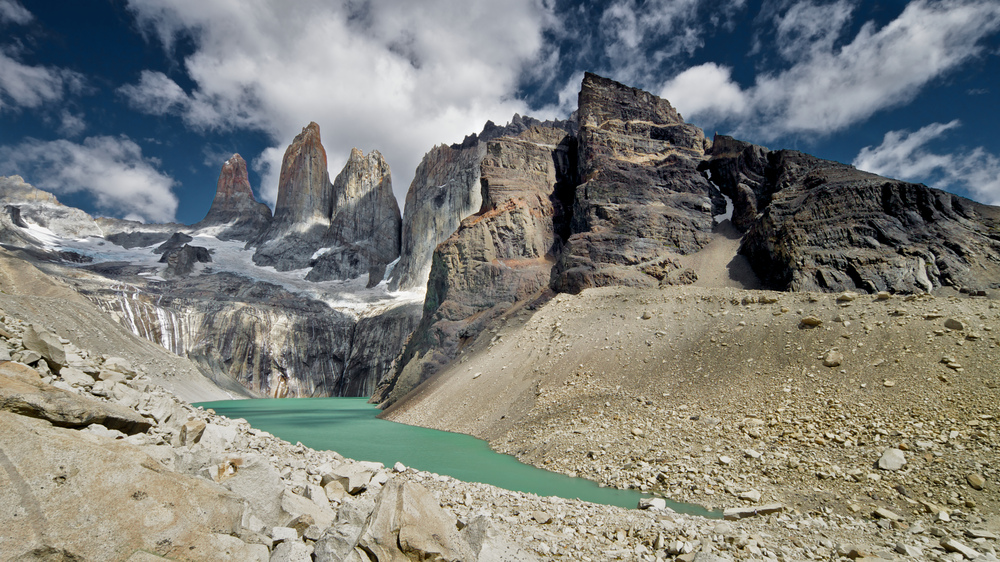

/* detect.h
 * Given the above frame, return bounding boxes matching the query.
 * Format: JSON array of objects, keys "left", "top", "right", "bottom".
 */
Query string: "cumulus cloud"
[
  {"left": 659, "top": 0, "right": 1000, "bottom": 139},
  {"left": 659, "top": 63, "right": 747, "bottom": 122},
  {"left": 121, "top": 0, "right": 556, "bottom": 206},
  {"left": 853, "top": 121, "right": 1000, "bottom": 206},
  {"left": 0, "top": 136, "right": 179, "bottom": 222},
  {"left": 0, "top": 0, "right": 32, "bottom": 25}
]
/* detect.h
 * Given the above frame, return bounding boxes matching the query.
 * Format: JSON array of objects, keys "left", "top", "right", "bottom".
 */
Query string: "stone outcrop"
[
  {"left": 159, "top": 243, "right": 212, "bottom": 277},
  {"left": 272, "top": 122, "right": 334, "bottom": 229},
  {"left": 707, "top": 138, "right": 1000, "bottom": 293},
  {"left": 307, "top": 148, "right": 402, "bottom": 283},
  {"left": 389, "top": 115, "right": 577, "bottom": 292},
  {"left": 551, "top": 72, "right": 715, "bottom": 293},
  {"left": 84, "top": 273, "right": 421, "bottom": 397},
  {"left": 195, "top": 154, "right": 272, "bottom": 240},
  {"left": 253, "top": 124, "right": 403, "bottom": 286},
  {"left": 252, "top": 122, "right": 335, "bottom": 271},
  {"left": 376, "top": 127, "right": 576, "bottom": 404}
]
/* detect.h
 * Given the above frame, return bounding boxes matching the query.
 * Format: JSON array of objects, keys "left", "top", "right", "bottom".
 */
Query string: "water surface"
[{"left": 197, "top": 397, "right": 717, "bottom": 517}]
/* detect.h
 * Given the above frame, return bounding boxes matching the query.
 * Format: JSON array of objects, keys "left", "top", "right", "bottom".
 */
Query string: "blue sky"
[{"left": 1, "top": 0, "right": 998, "bottom": 224}]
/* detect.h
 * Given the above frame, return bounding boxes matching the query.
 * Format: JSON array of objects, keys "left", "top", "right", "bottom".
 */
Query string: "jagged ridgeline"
[
  {"left": 371, "top": 73, "right": 1000, "bottom": 406},
  {"left": 1, "top": 73, "right": 998, "bottom": 401}
]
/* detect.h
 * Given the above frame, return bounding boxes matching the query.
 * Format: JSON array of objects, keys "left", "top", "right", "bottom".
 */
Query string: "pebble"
[
  {"left": 823, "top": 350, "right": 844, "bottom": 368},
  {"left": 944, "top": 318, "right": 966, "bottom": 331}
]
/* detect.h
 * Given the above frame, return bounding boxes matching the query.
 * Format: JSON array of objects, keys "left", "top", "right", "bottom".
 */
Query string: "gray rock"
[
  {"left": 358, "top": 479, "right": 474, "bottom": 562},
  {"left": 322, "top": 462, "right": 376, "bottom": 495},
  {"left": 60, "top": 366, "right": 96, "bottom": 388},
  {"left": 878, "top": 448, "right": 907, "bottom": 471},
  {"left": 199, "top": 422, "right": 239, "bottom": 452},
  {"left": 945, "top": 318, "right": 966, "bottom": 331},
  {"left": 313, "top": 497, "right": 376, "bottom": 562},
  {"left": 723, "top": 504, "right": 784, "bottom": 520},
  {"left": 21, "top": 324, "right": 67, "bottom": 373},
  {"left": 269, "top": 539, "right": 313, "bottom": 562},
  {"left": 0, "top": 361, "right": 151, "bottom": 434},
  {"left": 220, "top": 455, "right": 289, "bottom": 528},
  {"left": 638, "top": 497, "right": 667, "bottom": 510},
  {"left": 0, "top": 411, "right": 256, "bottom": 561},
  {"left": 102, "top": 356, "right": 137, "bottom": 377},
  {"left": 941, "top": 538, "right": 979, "bottom": 559}
]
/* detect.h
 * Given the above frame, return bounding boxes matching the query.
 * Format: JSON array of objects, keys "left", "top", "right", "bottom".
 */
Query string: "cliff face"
[
  {"left": 195, "top": 154, "right": 272, "bottom": 240},
  {"left": 83, "top": 274, "right": 421, "bottom": 398},
  {"left": 376, "top": 127, "right": 577, "bottom": 404},
  {"left": 307, "top": 148, "right": 402, "bottom": 283},
  {"left": 551, "top": 73, "right": 716, "bottom": 293},
  {"left": 706, "top": 141, "right": 1000, "bottom": 293},
  {"left": 272, "top": 122, "right": 333, "bottom": 228},
  {"left": 252, "top": 125, "right": 402, "bottom": 285},
  {"left": 389, "top": 115, "right": 578, "bottom": 292}
]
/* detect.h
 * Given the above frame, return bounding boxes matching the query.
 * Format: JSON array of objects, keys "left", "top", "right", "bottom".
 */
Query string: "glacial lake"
[{"left": 196, "top": 397, "right": 717, "bottom": 517}]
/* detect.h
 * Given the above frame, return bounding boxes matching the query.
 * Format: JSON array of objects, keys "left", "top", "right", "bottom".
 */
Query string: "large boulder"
[
  {"left": 357, "top": 479, "right": 475, "bottom": 562},
  {"left": 0, "top": 411, "right": 266, "bottom": 561},
  {"left": 21, "top": 324, "right": 67, "bottom": 373},
  {"left": 0, "top": 361, "right": 152, "bottom": 434}
]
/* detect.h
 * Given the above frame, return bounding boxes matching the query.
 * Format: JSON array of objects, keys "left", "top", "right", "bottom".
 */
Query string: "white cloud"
[
  {"left": 597, "top": 0, "right": 742, "bottom": 86},
  {"left": 122, "top": 0, "right": 556, "bottom": 206},
  {"left": 660, "top": 0, "right": 1000, "bottom": 139},
  {"left": 659, "top": 63, "right": 747, "bottom": 122},
  {"left": 773, "top": 0, "right": 854, "bottom": 61},
  {"left": 853, "top": 120, "right": 1000, "bottom": 206},
  {"left": 0, "top": 51, "right": 84, "bottom": 112},
  {"left": 0, "top": 136, "right": 179, "bottom": 222},
  {"left": 58, "top": 110, "right": 87, "bottom": 137},
  {"left": 0, "top": 0, "right": 32, "bottom": 25}
]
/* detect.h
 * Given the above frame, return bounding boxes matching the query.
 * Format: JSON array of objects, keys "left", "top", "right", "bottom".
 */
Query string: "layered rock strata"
[
  {"left": 195, "top": 153, "right": 272, "bottom": 240},
  {"left": 84, "top": 274, "right": 422, "bottom": 398},
  {"left": 377, "top": 127, "right": 577, "bottom": 404},
  {"left": 706, "top": 137, "right": 1000, "bottom": 293},
  {"left": 389, "top": 115, "right": 577, "bottom": 292},
  {"left": 551, "top": 72, "right": 716, "bottom": 293}
]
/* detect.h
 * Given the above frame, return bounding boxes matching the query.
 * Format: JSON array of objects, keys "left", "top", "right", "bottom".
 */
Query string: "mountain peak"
[{"left": 272, "top": 122, "right": 333, "bottom": 227}]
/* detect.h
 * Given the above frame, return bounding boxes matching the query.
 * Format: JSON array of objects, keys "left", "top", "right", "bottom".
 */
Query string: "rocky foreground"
[{"left": 386, "top": 285, "right": 1000, "bottom": 561}]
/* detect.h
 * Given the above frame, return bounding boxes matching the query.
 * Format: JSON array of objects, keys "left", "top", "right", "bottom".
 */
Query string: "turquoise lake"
[{"left": 196, "top": 397, "right": 717, "bottom": 517}]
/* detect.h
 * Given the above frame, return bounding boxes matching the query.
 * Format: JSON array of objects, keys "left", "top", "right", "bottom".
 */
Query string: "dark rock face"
[
  {"left": 253, "top": 125, "right": 402, "bottom": 284},
  {"left": 706, "top": 139, "right": 1000, "bottom": 293},
  {"left": 159, "top": 244, "right": 212, "bottom": 278},
  {"left": 376, "top": 127, "right": 577, "bottom": 405},
  {"left": 195, "top": 154, "right": 272, "bottom": 240},
  {"left": 306, "top": 148, "right": 402, "bottom": 284},
  {"left": 389, "top": 115, "right": 577, "bottom": 292},
  {"left": 154, "top": 232, "right": 193, "bottom": 254},
  {"left": 84, "top": 273, "right": 421, "bottom": 398},
  {"left": 551, "top": 73, "right": 715, "bottom": 294}
]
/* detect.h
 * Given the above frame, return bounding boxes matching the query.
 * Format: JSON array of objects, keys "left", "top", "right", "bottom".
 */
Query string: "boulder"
[
  {"left": 0, "top": 362, "right": 151, "bottom": 434},
  {"left": 358, "top": 479, "right": 475, "bottom": 562},
  {"left": 0, "top": 411, "right": 262, "bottom": 561},
  {"left": 878, "top": 448, "right": 906, "bottom": 471},
  {"left": 21, "top": 324, "right": 67, "bottom": 373},
  {"left": 313, "top": 497, "right": 376, "bottom": 562}
]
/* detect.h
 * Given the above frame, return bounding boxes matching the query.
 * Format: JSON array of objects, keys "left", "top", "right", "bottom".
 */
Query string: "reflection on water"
[{"left": 196, "top": 397, "right": 718, "bottom": 517}]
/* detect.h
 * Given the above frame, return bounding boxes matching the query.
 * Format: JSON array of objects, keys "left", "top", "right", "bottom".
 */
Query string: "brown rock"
[{"left": 967, "top": 473, "right": 986, "bottom": 490}]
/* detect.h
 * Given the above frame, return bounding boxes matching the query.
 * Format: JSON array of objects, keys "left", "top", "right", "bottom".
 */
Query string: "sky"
[{"left": 0, "top": 0, "right": 998, "bottom": 225}]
